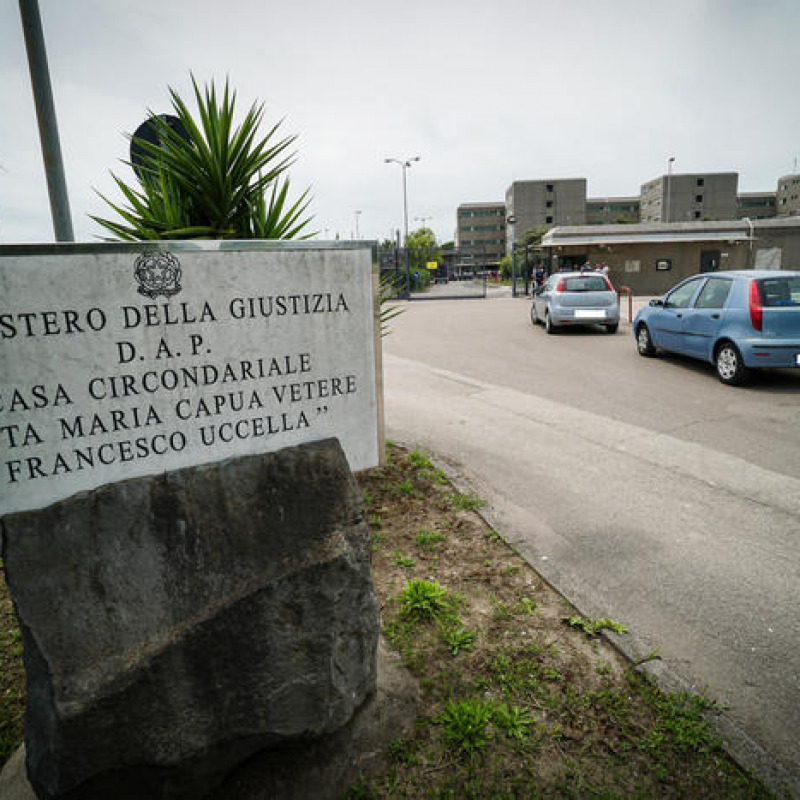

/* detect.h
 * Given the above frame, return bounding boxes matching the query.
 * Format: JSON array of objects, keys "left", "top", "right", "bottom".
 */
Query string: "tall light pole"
[
  {"left": 355, "top": 210, "right": 362, "bottom": 239},
  {"left": 665, "top": 156, "right": 675, "bottom": 223},
  {"left": 19, "top": 0, "right": 74, "bottom": 241},
  {"left": 385, "top": 156, "right": 420, "bottom": 244}
]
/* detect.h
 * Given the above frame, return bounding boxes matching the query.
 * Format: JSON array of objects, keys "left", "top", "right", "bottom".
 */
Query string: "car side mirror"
[{"left": 649, "top": 298, "right": 664, "bottom": 307}]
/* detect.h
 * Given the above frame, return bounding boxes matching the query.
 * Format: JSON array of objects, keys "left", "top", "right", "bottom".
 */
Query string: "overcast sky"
[{"left": 1, "top": 0, "right": 798, "bottom": 245}]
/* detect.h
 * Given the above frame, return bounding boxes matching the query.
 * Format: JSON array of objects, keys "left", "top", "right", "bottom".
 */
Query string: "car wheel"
[
  {"left": 530, "top": 303, "right": 539, "bottom": 326},
  {"left": 715, "top": 342, "right": 749, "bottom": 386},
  {"left": 636, "top": 323, "right": 656, "bottom": 356},
  {"left": 545, "top": 311, "right": 559, "bottom": 334},
  {"left": 605, "top": 323, "right": 618, "bottom": 334}
]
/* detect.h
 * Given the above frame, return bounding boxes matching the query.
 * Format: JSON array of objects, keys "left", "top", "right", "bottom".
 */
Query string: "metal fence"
[{"left": 378, "top": 246, "right": 487, "bottom": 301}]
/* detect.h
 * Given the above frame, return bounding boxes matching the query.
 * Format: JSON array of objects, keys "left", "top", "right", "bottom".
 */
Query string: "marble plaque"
[{"left": 0, "top": 243, "right": 381, "bottom": 515}]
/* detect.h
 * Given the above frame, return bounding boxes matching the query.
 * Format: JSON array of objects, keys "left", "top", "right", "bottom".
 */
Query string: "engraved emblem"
[{"left": 133, "top": 252, "right": 183, "bottom": 299}]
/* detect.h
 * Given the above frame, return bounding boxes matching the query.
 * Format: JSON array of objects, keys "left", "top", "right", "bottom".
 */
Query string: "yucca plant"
[{"left": 92, "top": 76, "right": 313, "bottom": 240}]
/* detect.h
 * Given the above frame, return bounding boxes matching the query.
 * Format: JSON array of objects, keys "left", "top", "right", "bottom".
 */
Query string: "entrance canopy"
[{"left": 541, "top": 221, "right": 753, "bottom": 248}]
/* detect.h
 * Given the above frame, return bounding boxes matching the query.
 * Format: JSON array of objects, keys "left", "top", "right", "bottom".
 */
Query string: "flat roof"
[
  {"left": 542, "top": 231, "right": 750, "bottom": 246},
  {"left": 541, "top": 217, "right": 800, "bottom": 247}
]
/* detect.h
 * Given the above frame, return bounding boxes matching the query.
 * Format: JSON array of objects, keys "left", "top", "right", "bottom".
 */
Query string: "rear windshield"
[
  {"left": 758, "top": 276, "right": 800, "bottom": 307},
  {"left": 562, "top": 276, "right": 610, "bottom": 292}
]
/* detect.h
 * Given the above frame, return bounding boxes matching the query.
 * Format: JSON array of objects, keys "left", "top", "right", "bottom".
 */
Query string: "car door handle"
[
  {"left": 676, "top": 313, "right": 683, "bottom": 318},
  {"left": 711, "top": 313, "right": 720, "bottom": 319}
]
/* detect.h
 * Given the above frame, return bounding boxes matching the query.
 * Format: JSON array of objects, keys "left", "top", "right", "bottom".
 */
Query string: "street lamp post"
[
  {"left": 507, "top": 214, "right": 518, "bottom": 296},
  {"left": 385, "top": 156, "right": 420, "bottom": 245},
  {"left": 19, "top": 0, "right": 74, "bottom": 241},
  {"left": 414, "top": 215, "right": 432, "bottom": 230},
  {"left": 355, "top": 210, "right": 361, "bottom": 239},
  {"left": 665, "top": 156, "right": 675, "bottom": 223}
]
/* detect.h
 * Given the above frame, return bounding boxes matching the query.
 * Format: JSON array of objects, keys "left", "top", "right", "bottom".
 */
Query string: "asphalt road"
[{"left": 382, "top": 291, "right": 800, "bottom": 792}]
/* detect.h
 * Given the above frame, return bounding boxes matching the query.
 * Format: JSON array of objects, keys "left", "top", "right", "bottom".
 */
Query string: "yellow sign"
[{"left": 426, "top": 261, "right": 438, "bottom": 270}]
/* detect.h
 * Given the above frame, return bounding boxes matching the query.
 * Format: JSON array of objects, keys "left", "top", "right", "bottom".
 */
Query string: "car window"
[
  {"left": 759, "top": 276, "right": 800, "bottom": 307},
  {"left": 665, "top": 278, "right": 702, "bottom": 309},
  {"left": 562, "top": 276, "right": 609, "bottom": 292},
  {"left": 694, "top": 277, "right": 732, "bottom": 309}
]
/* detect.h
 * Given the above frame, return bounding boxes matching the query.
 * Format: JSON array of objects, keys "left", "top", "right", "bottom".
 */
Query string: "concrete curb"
[{"left": 408, "top": 442, "right": 799, "bottom": 799}]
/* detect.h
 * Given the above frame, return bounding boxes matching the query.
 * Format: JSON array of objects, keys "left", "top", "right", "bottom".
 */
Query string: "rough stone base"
[
  {"left": 2, "top": 439, "right": 380, "bottom": 799},
  {"left": 0, "top": 640, "right": 419, "bottom": 800}
]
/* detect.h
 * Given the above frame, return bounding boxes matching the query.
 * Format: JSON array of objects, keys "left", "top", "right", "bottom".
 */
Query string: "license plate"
[{"left": 574, "top": 309, "right": 605, "bottom": 319}]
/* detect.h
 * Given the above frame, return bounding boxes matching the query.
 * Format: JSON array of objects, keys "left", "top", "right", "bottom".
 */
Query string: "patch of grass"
[
  {"left": 1, "top": 566, "right": 25, "bottom": 769},
  {"left": 439, "top": 624, "right": 476, "bottom": 656},
  {"left": 393, "top": 480, "right": 415, "bottom": 496},
  {"left": 447, "top": 492, "right": 487, "bottom": 512},
  {"left": 386, "top": 736, "right": 419, "bottom": 767},
  {"left": 398, "top": 579, "right": 450, "bottom": 622},
  {"left": 517, "top": 596, "right": 537, "bottom": 615},
  {"left": 353, "top": 444, "right": 771, "bottom": 797},
  {"left": 491, "top": 702, "right": 535, "bottom": 742},
  {"left": 562, "top": 615, "right": 629, "bottom": 637},
  {"left": 415, "top": 529, "right": 446, "bottom": 548},
  {"left": 406, "top": 449, "right": 449, "bottom": 485},
  {"left": 639, "top": 678, "right": 720, "bottom": 755},
  {"left": 392, "top": 551, "right": 417, "bottom": 570},
  {"left": 435, "top": 698, "right": 493, "bottom": 759}
]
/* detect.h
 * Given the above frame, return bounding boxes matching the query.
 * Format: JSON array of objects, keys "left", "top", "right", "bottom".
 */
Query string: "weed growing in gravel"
[
  {"left": 491, "top": 701, "right": 535, "bottom": 742},
  {"left": 447, "top": 491, "right": 487, "bottom": 512},
  {"left": 563, "top": 615, "right": 629, "bottom": 636},
  {"left": 414, "top": 529, "right": 446, "bottom": 548},
  {"left": 436, "top": 698, "right": 494, "bottom": 759},
  {"left": 392, "top": 551, "right": 417, "bottom": 570},
  {"left": 439, "top": 624, "right": 476, "bottom": 656},
  {"left": 407, "top": 449, "right": 449, "bottom": 485},
  {"left": 399, "top": 579, "right": 450, "bottom": 621}
]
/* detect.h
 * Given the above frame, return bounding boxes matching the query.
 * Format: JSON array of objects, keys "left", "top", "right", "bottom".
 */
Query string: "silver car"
[{"left": 531, "top": 271, "right": 619, "bottom": 334}]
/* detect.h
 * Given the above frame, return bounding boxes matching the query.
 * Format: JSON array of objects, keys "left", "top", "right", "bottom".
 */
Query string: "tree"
[
  {"left": 405, "top": 227, "right": 439, "bottom": 291},
  {"left": 520, "top": 227, "right": 547, "bottom": 247},
  {"left": 92, "top": 77, "right": 313, "bottom": 241},
  {"left": 406, "top": 227, "right": 437, "bottom": 251}
]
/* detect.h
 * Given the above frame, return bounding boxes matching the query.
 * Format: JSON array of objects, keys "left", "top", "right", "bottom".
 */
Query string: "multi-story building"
[
  {"left": 455, "top": 202, "right": 506, "bottom": 267},
  {"left": 737, "top": 191, "right": 777, "bottom": 219},
  {"left": 777, "top": 173, "right": 800, "bottom": 216},
  {"left": 505, "top": 179, "right": 586, "bottom": 251},
  {"left": 458, "top": 172, "right": 797, "bottom": 257},
  {"left": 586, "top": 196, "right": 640, "bottom": 225},
  {"left": 640, "top": 172, "right": 738, "bottom": 223}
]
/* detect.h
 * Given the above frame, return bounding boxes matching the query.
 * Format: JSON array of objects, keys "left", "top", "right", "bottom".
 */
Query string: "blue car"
[{"left": 633, "top": 270, "right": 800, "bottom": 385}]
